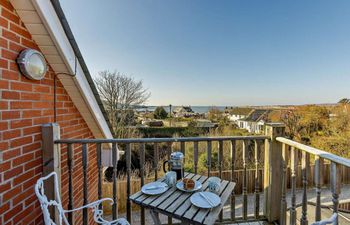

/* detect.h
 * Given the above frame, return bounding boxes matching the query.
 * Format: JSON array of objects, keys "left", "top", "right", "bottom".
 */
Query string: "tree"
[
  {"left": 208, "top": 107, "right": 229, "bottom": 126},
  {"left": 280, "top": 110, "right": 302, "bottom": 140},
  {"left": 280, "top": 104, "right": 350, "bottom": 158},
  {"left": 153, "top": 106, "right": 168, "bottom": 119},
  {"left": 94, "top": 70, "right": 150, "bottom": 137},
  {"left": 281, "top": 105, "right": 329, "bottom": 142},
  {"left": 207, "top": 107, "right": 222, "bottom": 122},
  {"left": 338, "top": 98, "right": 350, "bottom": 104}
]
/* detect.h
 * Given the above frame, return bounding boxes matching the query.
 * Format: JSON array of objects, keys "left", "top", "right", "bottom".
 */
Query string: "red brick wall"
[{"left": 1, "top": 1, "right": 99, "bottom": 225}]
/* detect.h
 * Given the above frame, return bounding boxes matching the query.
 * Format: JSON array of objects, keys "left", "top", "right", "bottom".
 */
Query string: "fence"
[
  {"left": 277, "top": 137, "right": 350, "bottom": 225},
  {"left": 102, "top": 164, "right": 350, "bottom": 214},
  {"left": 46, "top": 123, "right": 350, "bottom": 225},
  {"left": 54, "top": 135, "right": 269, "bottom": 225}
]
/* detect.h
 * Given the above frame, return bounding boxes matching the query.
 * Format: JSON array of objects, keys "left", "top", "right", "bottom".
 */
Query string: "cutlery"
[
  {"left": 199, "top": 192, "right": 214, "bottom": 207},
  {"left": 145, "top": 185, "right": 167, "bottom": 190}
]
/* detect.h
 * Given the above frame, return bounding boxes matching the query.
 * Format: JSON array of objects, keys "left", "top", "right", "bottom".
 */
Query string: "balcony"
[{"left": 43, "top": 123, "right": 350, "bottom": 225}]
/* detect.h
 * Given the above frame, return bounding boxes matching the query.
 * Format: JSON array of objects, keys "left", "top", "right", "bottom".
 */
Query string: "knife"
[
  {"left": 145, "top": 185, "right": 168, "bottom": 190},
  {"left": 199, "top": 192, "right": 215, "bottom": 207}
]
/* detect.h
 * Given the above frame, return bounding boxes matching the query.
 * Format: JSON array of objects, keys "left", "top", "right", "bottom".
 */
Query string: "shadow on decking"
[
  {"left": 286, "top": 205, "right": 350, "bottom": 225},
  {"left": 114, "top": 185, "right": 350, "bottom": 225}
]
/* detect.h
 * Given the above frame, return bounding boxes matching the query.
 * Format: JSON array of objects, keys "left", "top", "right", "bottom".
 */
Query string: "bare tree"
[{"left": 94, "top": 70, "right": 150, "bottom": 137}]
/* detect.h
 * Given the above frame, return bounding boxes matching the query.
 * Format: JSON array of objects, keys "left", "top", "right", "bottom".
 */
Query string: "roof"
[
  {"left": 10, "top": 0, "right": 114, "bottom": 138},
  {"left": 174, "top": 106, "right": 194, "bottom": 113},
  {"left": 195, "top": 120, "right": 216, "bottom": 128},
  {"left": 50, "top": 0, "right": 114, "bottom": 135},
  {"left": 225, "top": 107, "right": 253, "bottom": 116},
  {"left": 241, "top": 109, "right": 270, "bottom": 122}
]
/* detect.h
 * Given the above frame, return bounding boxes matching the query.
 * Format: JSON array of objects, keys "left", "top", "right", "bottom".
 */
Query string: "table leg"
[{"left": 150, "top": 210, "right": 162, "bottom": 225}]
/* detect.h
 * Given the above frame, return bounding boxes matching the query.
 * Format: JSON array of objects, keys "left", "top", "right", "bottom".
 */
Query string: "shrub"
[{"left": 153, "top": 106, "right": 168, "bottom": 119}]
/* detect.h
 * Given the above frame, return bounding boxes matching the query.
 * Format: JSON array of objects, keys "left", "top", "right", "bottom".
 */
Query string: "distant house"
[
  {"left": 225, "top": 107, "right": 253, "bottom": 123},
  {"left": 173, "top": 106, "right": 196, "bottom": 117},
  {"left": 237, "top": 109, "right": 271, "bottom": 134},
  {"left": 195, "top": 119, "right": 217, "bottom": 128}
]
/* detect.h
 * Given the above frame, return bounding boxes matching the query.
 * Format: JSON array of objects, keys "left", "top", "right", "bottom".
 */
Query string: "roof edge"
[{"left": 49, "top": 0, "right": 114, "bottom": 136}]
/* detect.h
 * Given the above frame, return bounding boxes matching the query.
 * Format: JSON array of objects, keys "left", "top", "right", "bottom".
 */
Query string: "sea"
[{"left": 137, "top": 106, "right": 229, "bottom": 114}]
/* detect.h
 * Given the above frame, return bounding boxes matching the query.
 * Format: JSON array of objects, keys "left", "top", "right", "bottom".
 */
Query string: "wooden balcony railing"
[
  {"left": 54, "top": 135, "right": 269, "bottom": 225},
  {"left": 42, "top": 123, "right": 350, "bottom": 225},
  {"left": 276, "top": 137, "right": 350, "bottom": 225}
]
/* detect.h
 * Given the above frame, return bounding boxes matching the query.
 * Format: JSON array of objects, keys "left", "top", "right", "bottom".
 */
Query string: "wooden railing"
[
  {"left": 54, "top": 135, "right": 269, "bottom": 225},
  {"left": 44, "top": 123, "right": 350, "bottom": 225},
  {"left": 277, "top": 137, "right": 350, "bottom": 225}
]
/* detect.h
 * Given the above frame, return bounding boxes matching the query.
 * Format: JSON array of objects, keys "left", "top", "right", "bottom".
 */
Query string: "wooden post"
[
  {"left": 126, "top": 143, "right": 132, "bottom": 222},
  {"left": 230, "top": 140, "right": 236, "bottom": 221},
  {"left": 300, "top": 151, "right": 310, "bottom": 225},
  {"left": 242, "top": 140, "right": 248, "bottom": 220},
  {"left": 280, "top": 143, "right": 288, "bottom": 225},
  {"left": 140, "top": 143, "right": 146, "bottom": 225},
  {"left": 112, "top": 143, "right": 118, "bottom": 220},
  {"left": 331, "top": 162, "right": 341, "bottom": 225},
  {"left": 254, "top": 140, "right": 261, "bottom": 219},
  {"left": 314, "top": 156, "right": 324, "bottom": 222},
  {"left": 193, "top": 141, "right": 199, "bottom": 174},
  {"left": 263, "top": 123, "right": 285, "bottom": 223},
  {"left": 290, "top": 147, "right": 298, "bottom": 225},
  {"left": 82, "top": 144, "right": 89, "bottom": 225},
  {"left": 42, "top": 123, "right": 61, "bottom": 223}
]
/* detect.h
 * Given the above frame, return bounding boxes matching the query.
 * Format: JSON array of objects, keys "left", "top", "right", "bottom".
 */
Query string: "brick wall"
[{"left": 1, "top": 1, "right": 99, "bottom": 225}]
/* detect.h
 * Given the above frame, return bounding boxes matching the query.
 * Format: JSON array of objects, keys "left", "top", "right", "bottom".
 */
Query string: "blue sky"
[{"left": 60, "top": 0, "right": 350, "bottom": 106}]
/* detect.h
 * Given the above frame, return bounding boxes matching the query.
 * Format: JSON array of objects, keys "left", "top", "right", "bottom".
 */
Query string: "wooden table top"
[{"left": 130, "top": 173, "right": 236, "bottom": 225}]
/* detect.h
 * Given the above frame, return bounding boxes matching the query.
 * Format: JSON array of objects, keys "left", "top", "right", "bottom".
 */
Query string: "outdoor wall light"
[{"left": 17, "top": 48, "right": 48, "bottom": 80}]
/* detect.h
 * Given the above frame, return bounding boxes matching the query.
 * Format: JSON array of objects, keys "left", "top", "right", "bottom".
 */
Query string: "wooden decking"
[
  {"left": 286, "top": 205, "right": 350, "bottom": 225},
  {"left": 109, "top": 211, "right": 269, "bottom": 225},
  {"left": 115, "top": 185, "right": 350, "bottom": 225},
  {"left": 223, "top": 222, "right": 268, "bottom": 225}
]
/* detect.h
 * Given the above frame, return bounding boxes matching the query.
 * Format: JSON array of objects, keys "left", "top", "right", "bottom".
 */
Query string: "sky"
[{"left": 60, "top": 0, "right": 350, "bottom": 106}]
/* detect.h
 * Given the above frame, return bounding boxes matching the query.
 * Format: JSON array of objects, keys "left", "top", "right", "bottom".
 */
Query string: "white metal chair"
[
  {"left": 35, "top": 172, "right": 129, "bottom": 225},
  {"left": 311, "top": 213, "right": 338, "bottom": 225}
]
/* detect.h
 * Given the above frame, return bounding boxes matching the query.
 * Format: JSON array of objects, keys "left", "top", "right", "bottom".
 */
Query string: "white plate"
[
  {"left": 190, "top": 191, "right": 221, "bottom": 209},
  {"left": 141, "top": 182, "right": 168, "bottom": 195},
  {"left": 176, "top": 180, "right": 202, "bottom": 192}
]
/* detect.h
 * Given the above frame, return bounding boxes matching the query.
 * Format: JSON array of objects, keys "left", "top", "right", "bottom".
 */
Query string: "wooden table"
[{"left": 130, "top": 173, "right": 236, "bottom": 225}]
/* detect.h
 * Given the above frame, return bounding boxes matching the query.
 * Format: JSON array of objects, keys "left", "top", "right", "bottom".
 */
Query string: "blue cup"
[
  {"left": 208, "top": 177, "right": 221, "bottom": 194},
  {"left": 165, "top": 171, "right": 177, "bottom": 187}
]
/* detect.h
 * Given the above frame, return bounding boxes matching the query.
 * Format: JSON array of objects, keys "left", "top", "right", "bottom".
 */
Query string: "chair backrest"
[{"left": 35, "top": 172, "right": 69, "bottom": 225}]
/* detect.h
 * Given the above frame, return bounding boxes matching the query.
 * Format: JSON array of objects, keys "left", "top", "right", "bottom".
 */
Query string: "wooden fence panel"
[{"left": 102, "top": 165, "right": 350, "bottom": 214}]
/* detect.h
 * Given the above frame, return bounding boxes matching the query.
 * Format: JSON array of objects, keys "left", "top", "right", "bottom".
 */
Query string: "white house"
[
  {"left": 225, "top": 107, "right": 253, "bottom": 124},
  {"left": 237, "top": 109, "right": 270, "bottom": 134},
  {"left": 229, "top": 114, "right": 247, "bottom": 122}
]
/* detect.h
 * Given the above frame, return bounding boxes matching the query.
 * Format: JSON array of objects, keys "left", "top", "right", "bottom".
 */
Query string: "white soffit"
[{"left": 10, "top": 0, "right": 113, "bottom": 139}]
